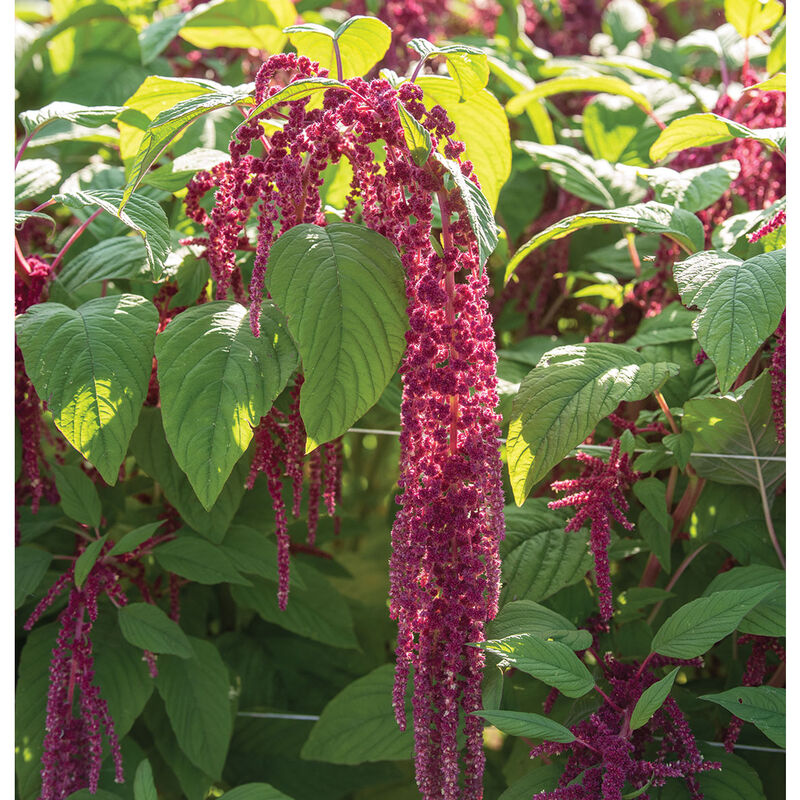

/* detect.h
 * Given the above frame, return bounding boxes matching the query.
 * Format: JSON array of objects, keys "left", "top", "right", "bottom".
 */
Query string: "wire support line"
[
  {"left": 234, "top": 713, "right": 786, "bottom": 754},
  {"left": 336, "top": 426, "right": 786, "bottom": 463}
]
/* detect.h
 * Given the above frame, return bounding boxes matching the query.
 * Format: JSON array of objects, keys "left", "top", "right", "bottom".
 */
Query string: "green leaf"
[
  {"left": 66, "top": 791, "right": 124, "bottom": 800},
  {"left": 265, "top": 223, "right": 406, "bottom": 451},
  {"left": 603, "top": 0, "right": 649, "bottom": 49},
  {"left": 507, "top": 344, "right": 679, "bottom": 504},
  {"left": 637, "top": 509, "right": 671, "bottom": 573},
  {"left": 14, "top": 210, "right": 56, "bottom": 231},
  {"left": 498, "top": 766, "right": 562, "bottom": 800},
  {"left": 56, "top": 236, "right": 149, "bottom": 292},
  {"left": 220, "top": 524, "right": 306, "bottom": 589},
  {"left": 15, "top": 159, "right": 62, "bottom": 203},
  {"left": 51, "top": 464, "right": 102, "bottom": 528},
  {"left": 16, "top": 295, "right": 159, "bottom": 485},
  {"left": 507, "top": 75, "right": 653, "bottom": 118},
  {"left": 129, "top": 408, "right": 250, "bottom": 541},
  {"left": 700, "top": 686, "right": 784, "bottom": 747},
  {"left": 629, "top": 667, "right": 679, "bottom": 730},
  {"left": 637, "top": 160, "right": 740, "bottom": 213},
  {"left": 725, "top": 0, "right": 783, "bottom": 38},
  {"left": 745, "top": 72, "right": 786, "bottom": 93},
  {"left": 15, "top": 545, "right": 52, "bottom": 609},
  {"left": 396, "top": 101, "right": 432, "bottom": 167},
  {"left": 626, "top": 304, "right": 697, "bottom": 349},
  {"left": 501, "top": 503, "right": 594, "bottom": 602},
  {"left": 682, "top": 373, "right": 785, "bottom": 492},
  {"left": 19, "top": 101, "right": 125, "bottom": 136},
  {"left": 155, "top": 638, "right": 233, "bottom": 779},
  {"left": 118, "top": 602, "right": 193, "bottom": 657},
  {"left": 138, "top": 14, "right": 188, "bottom": 65},
  {"left": 472, "top": 709, "right": 575, "bottom": 742},
  {"left": 651, "top": 583, "right": 781, "bottom": 658},
  {"left": 633, "top": 477, "right": 671, "bottom": 532},
  {"left": 154, "top": 535, "right": 252, "bottom": 586},
  {"left": 179, "top": 0, "right": 295, "bottom": 52},
  {"left": 219, "top": 785, "right": 295, "bottom": 800},
  {"left": 156, "top": 300, "right": 297, "bottom": 509},
  {"left": 506, "top": 203, "right": 703, "bottom": 282},
  {"left": 235, "top": 77, "right": 351, "bottom": 135},
  {"left": 514, "top": 141, "right": 637, "bottom": 208},
  {"left": 285, "top": 16, "right": 392, "bottom": 79},
  {"left": 54, "top": 189, "right": 171, "bottom": 279},
  {"left": 231, "top": 571, "right": 358, "bottom": 649},
  {"left": 74, "top": 534, "right": 109, "bottom": 588},
  {"left": 416, "top": 75, "right": 511, "bottom": 212},
  {"left": 487, "top": 599, "right": 592, "bottom": 651},
  {"left": 433, "top": 153, "right": 498, "bottom": 267},
  {"left": 408, "top": 39, "right": 489, "bottom": 100},
  {"left": 133, "top": 759, "right": 157, "bottom": 800},
  {"left": 662, "top": 431, "right": 694, "bottom": 471},
  {"left": 121, "top": 81, "right": 254, "bottom": 208},
  {"left": 674, "top": 249, "right": 785, "bottom": 391},
  {"left": 109, "top": 521, "right": 165, "bottom": 556},
  {"left": 767, "top": 21, "right": 786, "bottom": 74},
  {"left": 650, "top": 113, "right": 785, "bottom": 161},
  {"left": 474, "top": 634, "right": 595, "bottom": 697},
  {"left": 703, "top": 565, "right": 784, "bottom": 637},
  {"left": 300, "top": 664, "right": 413, "bottom": 764}
]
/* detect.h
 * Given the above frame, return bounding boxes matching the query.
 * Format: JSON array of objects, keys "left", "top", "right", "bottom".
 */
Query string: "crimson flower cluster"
[
  {"left": 24, "top": 548, "right": 126, "bottom": 800},
  {"left": 531, "top": 654, "right": 719, "bottom": 799},
  {"left": 549, "top": 440, "right": 639, "bottom": 620},
  {"left": 183, "top": 53, "right": 505, "bottom": 797}
]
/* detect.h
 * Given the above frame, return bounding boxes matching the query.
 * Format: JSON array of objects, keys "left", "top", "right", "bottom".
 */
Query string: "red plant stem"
[
  {"left": 289, "top": 541, "right": 333, "bottom": 560},
  {"left": 437, "top": 190, "right": 460, "bottom": 456},
  {"left": 665, "top": 465, "right": 678, "bottom": 510},
  {"left": 15, "top": 130, "right": 34, "bottom": 167},
  {"left": 51, "top": 208, "right": 103, "bottom": 271},
  {"left": 626, "top": 231, "right": 641, "bottom": 277},
  {"left": 333, "top": 40, "right": 344, "bottom": 82},
  {"left": 654, "top": 390, "right": 679, "bottom": 435},
  {"left": 31, "top": 198, "right": 56, "bottom": 214},
  {"left": 636, "top": 651, "right": 655, "bottom": 679},
  {"left": 767, "top": 661, "right": 786, "bottom": 688},
  {"left": 15, "top": 236, "right": 32, "bottom": 286},
  {"left": 594, "top": 684, "right": 624, "bottom": 712}
]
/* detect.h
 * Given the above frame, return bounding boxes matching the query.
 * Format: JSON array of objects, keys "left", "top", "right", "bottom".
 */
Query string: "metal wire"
[{"left": 341, "top": 427, "right": 786, "bottom": 464}]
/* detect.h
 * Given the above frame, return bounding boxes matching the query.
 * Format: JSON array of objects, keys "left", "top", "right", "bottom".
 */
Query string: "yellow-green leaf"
[{"left": 724, "top": 0, "right": 783, "bottom": 38}]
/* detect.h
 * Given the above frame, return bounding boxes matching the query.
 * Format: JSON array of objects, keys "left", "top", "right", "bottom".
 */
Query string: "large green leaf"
[
  {"left": 674, "top": 249, "right": 785, "bottom": 390},
  {"left": 433, "top": 152, "right": 498, "bottom": 267},
  {"left": 154, "top": 535, "right": 252, "bottom": 586},
  {"left": 15, "top": 159, "right": 62, "bottom": 202},
  {"left": 16, "top": 294, "right": 158, "bottom": 485},
  {"left": 514, "top": 141, "right": 644, "bottom": 208},
  {"left": 703, "top": 565, "right": 784, "bottom": 637},
  {"left": 507, "top": 344, "right": 679, "bottom": 504},
  {"left": 651, "top": 583, "right": 781, "bottom": 659},
  {"left": 265, "top": 223, "right": 406, "bottom": 451},
  {"left": 19, "top": 101, "right": 125, "bottom": 136},
  {"left": 629, "top": 667, "right": 679, "bottom": 731},
  {"left": 133, "top": 760, "right": 157, "bottom": 800},
  {"left": 700, "top": 686, "right": 784, "bottom": 747},
  {"left": 15, "top": 546, "right": 52, "bottom": 609},
  {"left": 650, "top": 113, "right": 785, "bottom": 161},
  {"left": 219, "top": 785, "right": 295, "bottom": 800},
  {"left": 285, "top": 16, "right": 392, "bottom": 79},
  {"left": 179, "top": 0, "right": 295, "bottom": 52},
  {"left": 54, "top": 189, "right": 171, "bottom": 279},
  {"left": 129, "top": 407, "right": 251, "bottom": 541},
  {"left": 487, "top": 599, "right": 592, "bottom": 651},
  {"left": 52, "top": 464, "right": 102, "bottom": 528},
  {"left": 416, "top": 75, "right": 511, "bottom": 211},
  {"left": 682, "top": 372, "right": 785, "bottom": 493},
  {"left": 300, "top": 664, "right": 413, "bottom": 764},
  {"left": 637, "top": 160, "right": 741, "bottom": 213},
  {"left": 230, "top": 572, "right": 358, "bottom": 650},
  {"left": 56, "top": 236, "right": 149, "bottom": 293},
  {"left": 506, "top": 202, "right": 703, "bottom": 282},
  {"left": 120, "top": 81, "right": 254, "bottom": 208},
  {"left": 474, "top": 634, "right": 595, "bottom": 698},
  {"left": 507, "top": 75, "right": 653, "bottom": 118},
  {"left": 156, "top": 300, "right": 297, "bottom": 509},
  {"left": 155, "top": 637, "right": 233, "bottom": 779},
  {"left": 724, "top": 0, "right": 783, "bottom": 38},
  {"left": 118, "top": 603, "right": 193, "bottom": 658},
  {"left": 471, "top": 709, "right": 575, "bottom": 742},
  {"left": 408, "top": 39, "right": 489, "bottom": 99},
  {"left": 396, "top": 101, "right": 432, "bottom": 166}
]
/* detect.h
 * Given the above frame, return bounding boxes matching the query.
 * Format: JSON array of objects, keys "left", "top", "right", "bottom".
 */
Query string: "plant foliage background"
[{"left": 14, "top": 0, "right": 786, "bottom": 799}]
